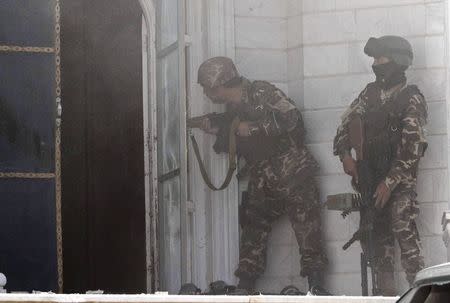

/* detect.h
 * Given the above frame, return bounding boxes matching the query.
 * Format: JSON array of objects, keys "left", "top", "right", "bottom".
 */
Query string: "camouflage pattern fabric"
[
  {"left": 197, "top": 57, "right": 240, "bottom": 89},
  {"left": 333, "top": 81, "right": 427, "bottom": 290},
  {"left": 235, "top": 160, "right": 327, "bottom": 279},
  {"left": 239, "top": 78, "right": 305, "bottom": 138},
  {"left": 334, "top": 82, "right": 427, "bottom": 192},
  {"left": 366, "top": 189, "right": 424, "bottom": 288},
  {"left": 234, "top": 79, "right": 327, "bottom": 280}
]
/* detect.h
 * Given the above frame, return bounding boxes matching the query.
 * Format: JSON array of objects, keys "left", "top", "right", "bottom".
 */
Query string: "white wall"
[
  {"left": 233, "top": 0, "right": 449, "bottom": 296},
  {"left": 186, "top": 0, "right": 239, "bottom": 292},
  {"left": 301, "top": 0, "right": 448, "bottom": 295},
  {"left": 234, "top": 0, "right": 311, "bottom": 294},
  {"left": 234, "top": 0, "right": 290, "bottom": 92}
]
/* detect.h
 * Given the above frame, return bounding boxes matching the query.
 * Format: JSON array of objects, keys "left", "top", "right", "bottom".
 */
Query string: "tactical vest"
[
  {"left": 362, "top": 83, "right": 423, "bottom": 179},
  {"left": 233, "top": 84, "right": 305, "bottom": 163},
  {"left": 234, "top": 116, "right": 305, "bottom": 163},
  {"left": 212, "top": 114, "right": 304, "bottom": 164}
]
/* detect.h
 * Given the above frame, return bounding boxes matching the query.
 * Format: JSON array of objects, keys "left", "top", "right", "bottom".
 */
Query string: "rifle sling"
[{"left": 190, "top": 117, "right": 240, "bottom": 191}]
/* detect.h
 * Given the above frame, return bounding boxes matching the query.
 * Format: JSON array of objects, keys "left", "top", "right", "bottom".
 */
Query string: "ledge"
[{"left": 0, "top": 294, "right": 398, "bottom": 303}]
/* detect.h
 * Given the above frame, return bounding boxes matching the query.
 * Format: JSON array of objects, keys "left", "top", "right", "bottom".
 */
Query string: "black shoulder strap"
[{"left": 190, "top": 117, "right": 240, "bottom": 191}]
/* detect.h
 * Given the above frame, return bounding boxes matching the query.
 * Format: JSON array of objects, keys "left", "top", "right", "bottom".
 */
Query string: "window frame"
[{"left": 140, "top": 0, "right": 238, "bottom": 293}]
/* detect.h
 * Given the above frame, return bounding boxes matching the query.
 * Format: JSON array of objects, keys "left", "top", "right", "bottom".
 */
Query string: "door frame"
[
  {"left": 140, "top": 0, "right": 189, "bottom": 292},
  {"left": 138, "top": 0, "right": 239, "bottom": 292},
  {"left": 204, "top": 0, "right": 239, "bottom": 285},
  {"left": 139, "top": 0, "right": 159, "bottom": 293}
]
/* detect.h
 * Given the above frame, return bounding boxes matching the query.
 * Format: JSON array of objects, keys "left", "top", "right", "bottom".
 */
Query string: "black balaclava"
[{"left": 372, "top": 61, "right": 407, "bottom": 90}]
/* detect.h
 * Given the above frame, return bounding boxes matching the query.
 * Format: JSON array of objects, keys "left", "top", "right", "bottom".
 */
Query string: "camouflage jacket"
[
  {"left": 238, "top": 78, "right": 305, "bottom": 141},
  {"left": 333, "top": 81, "right": 428, "bottom": 192},
  {"left": 235, "top": 78, "right": 318, "bottom": 178}
]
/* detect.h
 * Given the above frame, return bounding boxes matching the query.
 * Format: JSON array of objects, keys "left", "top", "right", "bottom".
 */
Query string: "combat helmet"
[
  {"left": 364, "top": 36, "right": 413, "bottom": 67},
  {"left": 197, "top": 56, "right": 240, "bottom": 89}
]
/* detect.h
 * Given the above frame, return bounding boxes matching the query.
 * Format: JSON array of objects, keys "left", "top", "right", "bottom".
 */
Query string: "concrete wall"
[
  {"left": 300, "top": 0, "right": 448, "bottom": 295},
  {"left": 233, "top": 0, "right": 448, "bottom": 296},
  {"left": 233, "top": 0, "right": 310, "bottom": 293},
  {"left": 234, "top": 0, "right": 289, "bottom": 92}
]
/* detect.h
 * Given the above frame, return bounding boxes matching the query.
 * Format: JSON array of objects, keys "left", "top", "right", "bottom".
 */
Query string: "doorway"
[{"left": 60, "top": 0, "right": 146, "bottom": 293}]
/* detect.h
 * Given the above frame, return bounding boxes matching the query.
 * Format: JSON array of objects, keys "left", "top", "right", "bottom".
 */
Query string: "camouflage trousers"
[
  {"left": 361, "top": 188, "right": 424, "bottom": 295},
  {"left": 234, "top": 148, "right": 328, "bottom": 280}
]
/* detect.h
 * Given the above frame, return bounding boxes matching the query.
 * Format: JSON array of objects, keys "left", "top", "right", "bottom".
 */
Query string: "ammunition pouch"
[
  {"left": 208, "top": 110, "right": 305, "bottom": 163},
  {"left": 364, "top": 112, "right": 401, "bottom": 161},
  {"left": 361, "top": 84, "right": 426, "bottom": 180},
  {"left": 212, "top": 117, "right": 285, "bottom": 163}
]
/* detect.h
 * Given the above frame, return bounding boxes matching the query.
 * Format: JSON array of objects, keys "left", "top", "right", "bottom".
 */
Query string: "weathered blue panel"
[
  {"left": 0, "top": 179, "right": 57, "bottom": 292},
  {"left": 0, "top": 52, "right": 55, "bottom": 172},
  {"left": 0, "top": 0, "right": 56, "bottom": 47}
]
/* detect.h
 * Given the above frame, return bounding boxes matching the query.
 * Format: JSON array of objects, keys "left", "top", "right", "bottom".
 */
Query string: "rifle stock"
[
  {"left": 347, "top": 116, "right": 379, "bottom": 295},
  {"left": 349, "top": 116, "right": 364, "bottom": 161}
]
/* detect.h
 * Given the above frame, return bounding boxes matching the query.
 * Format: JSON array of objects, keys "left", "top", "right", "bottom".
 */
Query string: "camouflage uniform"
[
  {"left": 197, "top": 57, "right": 327, "bottom": 286},
  {"left": 234, "top": 78, "right": 328, "bottom": 280},
  {"left": 333, "top": 81, "right": 427, "bottom": 289}
]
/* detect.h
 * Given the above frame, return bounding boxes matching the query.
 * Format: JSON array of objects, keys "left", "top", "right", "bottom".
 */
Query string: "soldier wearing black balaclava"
[{"left": 334, "top": 36, "right": 427, "bottom": 295}]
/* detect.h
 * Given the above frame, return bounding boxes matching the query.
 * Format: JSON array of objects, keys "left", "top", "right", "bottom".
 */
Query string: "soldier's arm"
[
  {"left": 333, "top": 122, "right": 351, "bottom": 161},
  {"left": 333, "top": 89, "right": 368, "bottom": 161},
  {"left": 384, "top": 94, "right": 428, "bottom": 191},
  {"left": 246, "top": 82, "right": 300, "bottom": 136}
]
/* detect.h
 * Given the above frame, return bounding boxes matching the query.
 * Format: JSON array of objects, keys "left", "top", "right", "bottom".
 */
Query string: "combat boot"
[
  {"left": 280, "top": 285, "right": 306, "bottom": 296},
  {"left": 208, "top": 280, "right": 231, "bottom": 295},
  {"left": 308, "top": 272, "right": 332, "bottom": 296},
  {"left": 237, "top": 277, "right": 256, "bottom": 294},
  {"left": 307, "top": 271, "right": 323, "bottom": 289},
  {"left": 374, "top": 271, "right": 397, "bottom": 296},
  {"left": 178, "top": 283, "right": 202, "bottom": 295}
]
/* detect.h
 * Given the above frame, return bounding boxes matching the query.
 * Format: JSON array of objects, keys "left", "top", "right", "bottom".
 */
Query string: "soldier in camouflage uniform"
[
  {"left": 333, "top": 36, "right": 427, "bottom": 295},
  {"left": 197, "top": 57, "right": 328, "bottom": 293}
]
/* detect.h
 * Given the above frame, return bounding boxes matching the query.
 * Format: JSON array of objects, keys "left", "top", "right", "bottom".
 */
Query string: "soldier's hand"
[
  {"left": 200, "top": 118, "right": 219, "bottom": 135},
  {"left": 342, "top": 154, "right": 358, "bottom": 183},
  {"left": 236, "top": 122, "right": 251, "bottom": 137},
  {"left": 374, "top": 182, "right": 392, "bottom": 209}
]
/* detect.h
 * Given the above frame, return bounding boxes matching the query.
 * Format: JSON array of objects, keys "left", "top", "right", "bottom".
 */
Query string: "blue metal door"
[{"left": 0, "top": 0, "right": 62, "bottom": 292}]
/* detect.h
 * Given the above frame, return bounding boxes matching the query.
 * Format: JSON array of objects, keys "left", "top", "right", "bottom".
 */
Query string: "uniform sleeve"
[
  {"left": 384, "top": 94, "right": 428, "bottom": 191},
  {"left": 333, "top": 88, "right": 368, "bottom": 161},
  {"left": 247, "top": 82, "right": 300, "bottom": 136}
]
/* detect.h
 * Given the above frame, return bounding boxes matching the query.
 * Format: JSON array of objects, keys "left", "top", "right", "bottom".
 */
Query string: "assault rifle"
[
  {"left": 187, "top": 112, "right": 239, "bottom": 191},
  {"left": 187, "top": 112, "right": 232, "bottom": 131},
  {"left": 187, "top": 111, "right": 282, "bottom": 190},
  {"left": 187, "top": 111, "right": 280, "bottom": 160},
  {"left": 326, "top": 117, "right": 379, "bottom": 296}
]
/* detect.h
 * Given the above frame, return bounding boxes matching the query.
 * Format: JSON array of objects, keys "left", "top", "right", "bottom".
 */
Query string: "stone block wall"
[
  {"left": 233, "top": 0, "right": 448, "bottom": 296},
  {"left": 300, "top": 0, "right": 448, "bottom": 295},
  {"left": 234, "top": 0, "right": 310, "bottom": 293},
  {"left": 235, "top": 0, "right": 289, "bottom": 92}
]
